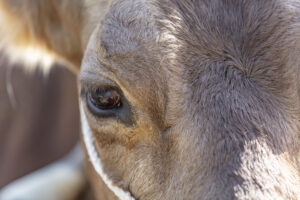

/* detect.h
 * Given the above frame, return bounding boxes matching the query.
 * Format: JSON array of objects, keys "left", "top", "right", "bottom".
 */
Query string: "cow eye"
[
  {"left": 87, "top": 88, "right": 122, "bottom": 110},
  {"left": 84, "top": 86, "right": 134, "bottom": 125}
]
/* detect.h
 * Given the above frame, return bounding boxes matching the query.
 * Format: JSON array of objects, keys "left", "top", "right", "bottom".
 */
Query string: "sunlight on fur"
[{"left": 4, "top": 46, "right": 55, "bottom": 75}]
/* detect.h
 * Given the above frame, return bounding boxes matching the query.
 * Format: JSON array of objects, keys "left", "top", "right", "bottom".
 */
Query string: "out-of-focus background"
[{"left": 0, "top": 52, "right": 80, "bottom": 189}]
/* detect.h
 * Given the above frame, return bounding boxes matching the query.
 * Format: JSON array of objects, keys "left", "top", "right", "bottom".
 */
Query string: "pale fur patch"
[
  {"left": 234, "top": 140, "right": 300, "bottom": 200},
  {"left": 1, "top": 46, "right": 55, "bottom": 76},
  {"left": 0, "top": 4, "right": 55, "bottom": 75},
  {"left": 80, "top": 103, "right": 136, "bottom": 200}
]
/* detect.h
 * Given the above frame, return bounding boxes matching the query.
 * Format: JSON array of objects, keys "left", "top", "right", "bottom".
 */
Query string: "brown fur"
[
  {"left": 0, "top": 0, "right": 109, "bottom": 67},
  {"left": 1, "top": 0, "right": 300, "bottom": 199}
]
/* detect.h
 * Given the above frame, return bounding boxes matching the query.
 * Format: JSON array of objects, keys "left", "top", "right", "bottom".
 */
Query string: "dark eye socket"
[
  {"left": 85, "top": 86, "right": 134, "bottom": 125},
  {"left": 88, "top": 88, "right": 122, "bottom": 110}
]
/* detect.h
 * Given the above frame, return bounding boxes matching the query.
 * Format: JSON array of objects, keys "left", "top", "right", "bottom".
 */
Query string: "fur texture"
[{"left": 1, "top": 0, "right": 300, "bottom": 199}]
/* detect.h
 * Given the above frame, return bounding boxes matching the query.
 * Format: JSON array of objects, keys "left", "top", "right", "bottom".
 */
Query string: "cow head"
[{"left": 79, "top": 1, "right": 300, "bottom": 199}]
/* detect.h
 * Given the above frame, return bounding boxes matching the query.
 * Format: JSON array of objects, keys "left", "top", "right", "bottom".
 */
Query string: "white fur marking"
[
  {"left": 2, "top": 46, "right": 54, "bottom": 75},
  {"left": 80, "top": 104, "right": 136, "bottom": 200}
]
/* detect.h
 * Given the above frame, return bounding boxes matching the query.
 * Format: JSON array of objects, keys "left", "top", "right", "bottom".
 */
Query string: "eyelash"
[{"left": 88, "top": 88, "right": 122, "bottom": 110}]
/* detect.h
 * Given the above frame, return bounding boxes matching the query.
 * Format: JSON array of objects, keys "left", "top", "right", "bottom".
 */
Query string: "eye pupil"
[{"left": 89, "top": 88, "right": 122, "bottom": 109}]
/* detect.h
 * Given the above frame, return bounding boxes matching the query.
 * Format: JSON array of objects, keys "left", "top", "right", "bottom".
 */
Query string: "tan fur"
[
  {"left": 1, "top": 0, "right": 300, "bottom": 199},
  {"left": 0, "top": 0, "right": 110, "bottom": 68}
]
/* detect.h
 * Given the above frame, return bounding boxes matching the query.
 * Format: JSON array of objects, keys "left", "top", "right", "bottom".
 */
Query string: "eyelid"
[
  {"left": 79, "top": 71, "right": 121, "bottom": 98},
  {"left": 80, "top": 85, "right": 123, "bottom": 103},
  {"left": 79, "top": 71, "right": 118, "bottom": 87}
]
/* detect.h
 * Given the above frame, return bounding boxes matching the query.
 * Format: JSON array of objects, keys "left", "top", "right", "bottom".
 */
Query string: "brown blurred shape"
[{"left": 0, "top": 53, "right": 80, "bottom": 188}]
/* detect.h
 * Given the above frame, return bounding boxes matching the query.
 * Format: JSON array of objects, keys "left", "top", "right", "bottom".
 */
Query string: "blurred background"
[{"left": 0, "top": 52, "right": 80, "bottom": 189}]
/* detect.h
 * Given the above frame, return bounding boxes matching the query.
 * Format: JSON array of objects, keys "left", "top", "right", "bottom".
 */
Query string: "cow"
[{"left": 0, "top": 0, "right": 299, "bottom": 199}]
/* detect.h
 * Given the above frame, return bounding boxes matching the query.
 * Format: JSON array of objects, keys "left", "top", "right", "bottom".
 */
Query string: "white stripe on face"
[{"left": 80, "top": 103, "right": 136, "bottom": 200}]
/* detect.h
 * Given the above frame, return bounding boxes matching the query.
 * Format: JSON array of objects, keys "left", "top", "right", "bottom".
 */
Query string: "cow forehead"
[
  {"left": 86, "top": 0, "right": 300, "bottom": 107},
  {"left": 96, "top": 0, "right": 295, "bottom": 70},
  {"left": 86, "top": 0, "right": 298, "bottom": 111},
  {"left": 98, "top": 0, "right": 159, "bottom": 57}
]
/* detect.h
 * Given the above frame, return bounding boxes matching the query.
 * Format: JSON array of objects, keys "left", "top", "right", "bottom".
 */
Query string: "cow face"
[{"left": 79, "top": 0, "right": 300, "bottom": 199}]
